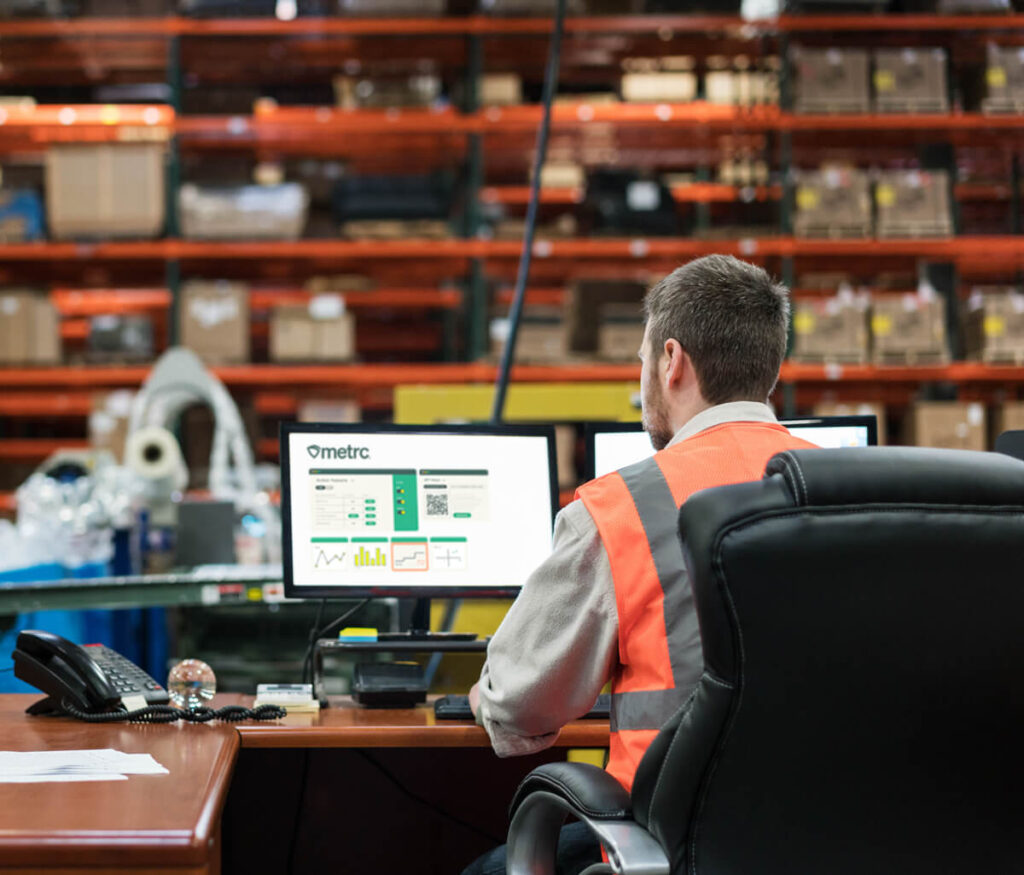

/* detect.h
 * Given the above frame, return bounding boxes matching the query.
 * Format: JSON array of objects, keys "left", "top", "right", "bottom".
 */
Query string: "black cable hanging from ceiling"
[{"left": 490, "top": 0, "right": 568, "bottom": 424}]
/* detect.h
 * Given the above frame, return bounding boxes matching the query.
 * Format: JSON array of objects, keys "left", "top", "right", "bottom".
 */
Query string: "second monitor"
[{"left": 585, "top": 415, "right": 878, "bottom": 480}]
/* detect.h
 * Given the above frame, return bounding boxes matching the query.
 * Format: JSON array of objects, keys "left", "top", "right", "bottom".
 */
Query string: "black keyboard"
[
  {"left": 434, "top": 692, "right": 611, "bottom": 721},
  {"left": 84, "top": 644, "right": 169, "bottom": 706}
]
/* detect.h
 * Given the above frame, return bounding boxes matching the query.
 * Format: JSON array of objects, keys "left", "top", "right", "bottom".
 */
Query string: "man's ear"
[{"left": 663, "top": 338, "right": 687, "bottom": 388}]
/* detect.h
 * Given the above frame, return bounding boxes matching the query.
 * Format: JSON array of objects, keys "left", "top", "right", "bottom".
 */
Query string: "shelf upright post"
[
  {"left": 925, "top": 261, "right": 960, "bottom": 363},
  {"left": 1012, "top": 154, "right": 1021, "bottom": 237},
  {"left": 462, "top": 31, "right": 488, "bottom": 362},
  {"left": 166, "top": 34, "right": 183, "bottom": 345}
]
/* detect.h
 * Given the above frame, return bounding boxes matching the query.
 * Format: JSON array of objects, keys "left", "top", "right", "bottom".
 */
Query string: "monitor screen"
[
  {"left": 281, "top": 423, "right": 558, "bottom": 599},
  {"left": 585, "top": 415, "right": 878, "bottom": 480}
]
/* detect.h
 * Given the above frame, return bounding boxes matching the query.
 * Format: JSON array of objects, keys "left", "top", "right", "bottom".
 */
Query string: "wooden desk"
[
  {"left": 0, "top": 694, "right": 238, "bottom": 875},
  {"left": 236, "top": 695, "right": 610, "bottom": 749},
  {"left": 225, "top": 696, "right": 609, "bottom": 874},
  {"left": 0, "top": 693, "right": 609, "bottom": 875}
]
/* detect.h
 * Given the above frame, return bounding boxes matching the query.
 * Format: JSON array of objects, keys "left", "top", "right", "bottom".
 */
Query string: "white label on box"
[
  {"left": 201, "top": 584, "right": 221, "bottom": 605},
  {"left": 825, "top": 167, "right": 842, "bottom": 188},
  {"left": 190, "top": 296, "right": 240, "bottom": 328},
  {"left": 627, "top": 181, "right": 660, "bottom": 211},
  {"left": 907, "top": 171, "right": 922, "bottom": 188},
  {"left": 903, "top": 295, "right": 920, "bottom": 312},
  {"left": 969, "top": 290, "right": 985, "bottom": 311},
  {"left": 902, "top": 48, "right": 918, "bottom": 64},
  {"left": 1012, "top": 293, "right": 1024, "bottom": 315},
  {"left": 0, "top": 297, "right": 20, "bottom": 315},
  {"left": 309, "top": 294, "right": 345, "bottom": 320},
  {"left": 968, "top": 403, "right": 984, "bottom": 426},
  {"left": 827, "top": 49, "right": 842, "bottom": 65}
]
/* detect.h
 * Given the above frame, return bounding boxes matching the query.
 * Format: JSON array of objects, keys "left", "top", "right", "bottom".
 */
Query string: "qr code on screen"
[{"left": 426, "top": 493, "right": 449, "bottom": 517}]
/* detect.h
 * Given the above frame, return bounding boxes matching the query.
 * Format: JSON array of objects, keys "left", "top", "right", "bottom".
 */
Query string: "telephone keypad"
[{"left": 84, "top": 644, "right": 170, "bottom": 706}]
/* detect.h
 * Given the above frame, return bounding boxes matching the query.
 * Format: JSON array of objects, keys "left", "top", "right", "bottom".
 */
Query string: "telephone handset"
[{"left": 13, "top": 629, "right": 169, "bottom": 717}]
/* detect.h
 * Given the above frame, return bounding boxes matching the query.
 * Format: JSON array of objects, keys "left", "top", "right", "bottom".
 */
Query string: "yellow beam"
[{"left": 394, "top": 382, "right": 642, "bottom": 424}]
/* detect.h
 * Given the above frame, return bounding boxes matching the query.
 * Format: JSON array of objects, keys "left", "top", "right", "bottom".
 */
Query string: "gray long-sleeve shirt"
[{"left": 475, "top": 401, "right": 780, "bottom": 757}]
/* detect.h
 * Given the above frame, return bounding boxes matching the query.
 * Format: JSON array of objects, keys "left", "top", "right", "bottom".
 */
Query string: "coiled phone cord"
[{"left": 60, "top": 699, "right": 287, "bottom": 723}]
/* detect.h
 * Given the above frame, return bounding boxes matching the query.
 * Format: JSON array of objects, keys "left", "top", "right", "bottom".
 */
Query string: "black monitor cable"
[
  {"left": 490, "top": 0, "right": 568, "bottom": 425},
  {"left": 301, "top": 598, "right": 371, "bottom": 685}
]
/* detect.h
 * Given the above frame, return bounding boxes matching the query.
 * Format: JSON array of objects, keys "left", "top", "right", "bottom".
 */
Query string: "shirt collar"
[{"left": 665, "top": 401, "right": 779, "bottom": 448}]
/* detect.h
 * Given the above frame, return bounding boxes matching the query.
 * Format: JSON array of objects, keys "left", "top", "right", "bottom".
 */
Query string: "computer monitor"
[
  {"left": 584, "top": 415, "right": 878, "bottom": 480},
  {"left": 281, "top": 423, "right": 559, "bottom": 599}
]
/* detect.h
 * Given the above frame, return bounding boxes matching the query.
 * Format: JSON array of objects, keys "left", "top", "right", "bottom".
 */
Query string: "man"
[{"left": 462, "top": 255, "right": 819, "bottom": 875}]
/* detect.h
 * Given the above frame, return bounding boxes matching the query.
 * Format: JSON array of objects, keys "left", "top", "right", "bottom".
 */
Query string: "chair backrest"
[{"left": 630, "top": 447, "right": 1024, "bottom": 875}]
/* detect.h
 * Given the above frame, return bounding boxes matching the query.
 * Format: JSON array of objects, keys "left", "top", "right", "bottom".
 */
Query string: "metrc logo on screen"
[{"left": 306, "top": 445, "right": 370, "bottom": 461}]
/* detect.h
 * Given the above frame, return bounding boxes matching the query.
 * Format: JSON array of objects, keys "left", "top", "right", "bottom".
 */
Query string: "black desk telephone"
[
  {"left": 12, "top": 630, "right": 285, "bottom": 723},
  {"left": 13, "top": 629, "right": 169, "bottom": 717}
]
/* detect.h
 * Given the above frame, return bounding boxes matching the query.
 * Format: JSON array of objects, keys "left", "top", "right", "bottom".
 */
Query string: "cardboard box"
[
  {"left": 963, "top": 288, "right": 1024, "bottom": 363},
  {"left": 873, "top": 48, "right": 949, "bottom": 113},
  {"left": 340, "top": 219, "right": 451, "bottom": 240},
  {"left": 871, "top": 294, "right": 948, "bottom": 364},
  {"left": 270, "top": 301, "right": 355, "bottom": 363},
  {"left": 180, "top": 281, "right": 250, "bottom": 363},
  {"left": 333, "top": 74, "right": 441, "bottom": 109},
  {"left": 812, "top": 400, "right": 887, "bottom": 445},
  {"left": 0, "top": 290, "right": 59, "bottom": 365},
  {"left": 909, "top": 401, "right": 986, "bottom": 451},
  {"left": 46, "top": 143, "right": 164, "bottom": 240},
  {"left": 297, "top": 399, "right": 362, "bottom": 423},
  {"left": 621, "top": 72, "right": 697, "bottom": 103},
  {"left": 598, "top": 318, "right": 645, "bottom": 361},
  {"left": 305, "top": 274, "right": 374, "bottom": 294},
  {"left": 538, "top": 162, "right": 585, "bottom": 190},
  {"left": 490, "top": 307, "right": 569, "bottom": 362},
  {"left": 874, "top": 170, "right": 953, "bottom": 238},
  {"left": 982, "top": 43, "right": 1024, "bottom": 113},
  {"left": 88, "top": 390, "right": 136, "bottom": 464},
  {"left": 180, "top": 183, "right": 309, "bottom": 241},
  {"left": 480, "top": 73, "right": 523, "bottom": 107},
  {"left": 794, "top": 167, "right": 872, "bottom": 238},
  {"left": 567, "top": 279, "right": 647, "bottom": 355},
  {"left": 792, "top": 47, "right": 870, "bottom": 114},
  {"left": 790, "top": 294, "right": 870, "bottom": 363}
]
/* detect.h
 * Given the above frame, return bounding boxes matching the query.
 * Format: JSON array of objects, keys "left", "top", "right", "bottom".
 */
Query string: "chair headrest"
[{"left": 766, "top": 447, "right": 1024, "bottom": 508}]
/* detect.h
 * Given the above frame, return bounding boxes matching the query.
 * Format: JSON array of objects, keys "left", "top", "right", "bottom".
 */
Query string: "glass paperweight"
[{"left": 167, "top": 659, "right": 217, "bottom": 709}]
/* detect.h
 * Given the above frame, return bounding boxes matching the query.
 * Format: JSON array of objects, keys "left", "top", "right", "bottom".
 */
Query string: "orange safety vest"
[{"left": 577, "top": 421, "right": 819, "bottom": 792}]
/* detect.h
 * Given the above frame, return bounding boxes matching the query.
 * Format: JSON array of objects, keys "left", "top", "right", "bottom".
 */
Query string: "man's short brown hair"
[{"left": 643, "top": 255, "right": 790, "bottom": 404}]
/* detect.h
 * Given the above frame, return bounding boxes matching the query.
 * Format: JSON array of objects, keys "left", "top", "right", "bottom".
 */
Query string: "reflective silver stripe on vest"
[{"left": 611, "top": 456, "right": 705, "bottom": 733}]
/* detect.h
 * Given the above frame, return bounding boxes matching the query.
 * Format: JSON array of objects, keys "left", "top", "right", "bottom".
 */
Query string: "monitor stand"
[{"left": 376, "top": 598, "right": 477, "bottom": 643}]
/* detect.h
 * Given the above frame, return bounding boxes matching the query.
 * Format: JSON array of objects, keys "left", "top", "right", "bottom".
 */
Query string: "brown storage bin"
[{"left": 46, "top": 143, "right": 165, "bottom": 240}]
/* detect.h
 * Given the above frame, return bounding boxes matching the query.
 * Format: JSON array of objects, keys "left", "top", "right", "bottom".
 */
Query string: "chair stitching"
[
  {"left": 646, "top": 687, "right": 701, "bottom": 829},
  {"left": 701, "top": 674, "right": 733, "bottom": 690}
]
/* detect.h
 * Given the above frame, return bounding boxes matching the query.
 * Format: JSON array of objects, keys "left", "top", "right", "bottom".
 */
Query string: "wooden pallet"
[
  {"left": 873, "top": 350, "right": 951, "bottom": 366},
  {"left": 876, "top": 223, "right": 954, "bottom": 239},
  {"left": 971, "top": 347, "right": 1024, "bottom": 365},
  {"left": 795, "top": 224, "right": 872, "bottom": 239},
  {"left": 794, "top": 101, "right": 871, "bottom": 114},
  {"left": 875, "top": 99, "right": 950, "bottom": 114},
  {"left": 790, "top": 351, "right": 871, "bottom": 365}
]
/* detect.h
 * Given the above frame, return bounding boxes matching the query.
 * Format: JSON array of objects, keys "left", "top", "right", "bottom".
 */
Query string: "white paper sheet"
[{"left": 0, "top": 748, "right": 168, "bottom": 783}]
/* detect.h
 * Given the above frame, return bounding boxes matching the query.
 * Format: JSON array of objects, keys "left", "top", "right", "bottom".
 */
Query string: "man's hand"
[{"left": 469, "top": 682, "right": 481, "bottom": 718}]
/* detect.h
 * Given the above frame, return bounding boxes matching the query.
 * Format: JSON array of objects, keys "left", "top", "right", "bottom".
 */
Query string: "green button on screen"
[{"left": 454, "top": 512, "right": 472, "bottom": 519}]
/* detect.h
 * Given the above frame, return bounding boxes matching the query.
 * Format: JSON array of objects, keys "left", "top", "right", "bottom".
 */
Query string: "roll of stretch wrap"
[{"left": 125, "top": 426, "right": 187, "bottom": 494}]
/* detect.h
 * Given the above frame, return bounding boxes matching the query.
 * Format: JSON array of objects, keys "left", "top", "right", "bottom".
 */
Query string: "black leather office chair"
[{"left": 506, "top": 447, "right": 1024, "bottom": 875}]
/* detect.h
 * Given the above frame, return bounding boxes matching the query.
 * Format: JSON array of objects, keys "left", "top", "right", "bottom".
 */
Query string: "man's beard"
[{"left": 642, "top": 381, "right": 673, "bottom": 451}]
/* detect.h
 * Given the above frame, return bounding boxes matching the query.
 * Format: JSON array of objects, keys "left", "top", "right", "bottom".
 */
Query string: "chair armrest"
[
  {"left": 510, "top": 762, "right": 630, "bottom": 821},
  {"left": 507, "top": 763, "right": 669, "bottom": 875}
]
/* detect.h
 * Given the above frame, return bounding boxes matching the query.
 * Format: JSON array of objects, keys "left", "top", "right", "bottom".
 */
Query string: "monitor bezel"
[
  {"left": 280, "top": 421, "right": 560, "bottom": 600},
  {"left": 583, "top": 414, "right": 879, "bottom": 481}
]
